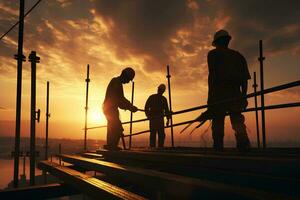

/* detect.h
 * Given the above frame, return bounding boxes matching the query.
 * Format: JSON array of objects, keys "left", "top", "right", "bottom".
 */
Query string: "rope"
[{"left": 0, "top": 0, "right": 43, "bottom": 41}]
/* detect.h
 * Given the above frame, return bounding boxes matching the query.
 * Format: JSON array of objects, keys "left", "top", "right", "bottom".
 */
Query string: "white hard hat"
[{"left": 212, "top": 29, "right": 231, "bottom": 46}]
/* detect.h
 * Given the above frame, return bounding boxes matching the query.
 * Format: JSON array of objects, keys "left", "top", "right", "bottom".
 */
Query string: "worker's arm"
[
  {"left": 113, "top": 79, "right": 137, "bottom": 112},
  {"left": 144, "top": 97, "right": 151, "bottom": 118}
]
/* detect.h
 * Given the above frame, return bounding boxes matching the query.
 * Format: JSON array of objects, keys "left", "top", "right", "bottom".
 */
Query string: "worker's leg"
[
  {"left": 150, "top": 129, "right": 156, "bottom": 147},
  {"left": 106, "top": 120, "right": 113, "bottom": 147},
  {"left": 211, "top": 114, "right": 225, "bottom": 151},
  {"left": 158, "top": 128, "right": 165, "bottom": 148},
  {"left": 230, "top": 112, "right": 250, "bottom": 151}
]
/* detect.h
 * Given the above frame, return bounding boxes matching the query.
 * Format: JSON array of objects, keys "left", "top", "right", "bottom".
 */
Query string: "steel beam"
[{"left": 38, "top": 161, "right": 146, "bottom": 200}]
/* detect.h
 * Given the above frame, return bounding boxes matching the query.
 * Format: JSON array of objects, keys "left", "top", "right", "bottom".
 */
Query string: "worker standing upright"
[
  {"left": 145, "top": 84, "right": 170, "bottom": 148},
  {"left": 207, "top": 30, "right": 251, "bottom": 152}
]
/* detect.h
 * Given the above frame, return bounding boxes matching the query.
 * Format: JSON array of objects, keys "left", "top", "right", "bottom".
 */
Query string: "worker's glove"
[{"left": 131, "top": 106, "right": 138, "bottom": 113}]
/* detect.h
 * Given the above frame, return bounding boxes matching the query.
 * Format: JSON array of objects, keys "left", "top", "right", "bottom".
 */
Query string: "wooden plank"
[
  {"left": 38, "top": 161, "right": 147, "bottom": 200},
  {"left": 0, "top": 183, "right": 79, "bottom": 199},
  {"left": 59, "top": 154, "right": 294, "bottom": 200},
  {"left": 95, "top": 149, "right": 300, "bottom": 178}
]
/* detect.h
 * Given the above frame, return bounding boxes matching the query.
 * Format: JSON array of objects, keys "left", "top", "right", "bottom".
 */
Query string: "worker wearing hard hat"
[
  {"left": 145, "top": 84, "right": 171, "bottom": 148},
  {"left": 207, "top": 30, "right": 251, "bottom": 152},
  {"left": 103, "top": 67, "right": 138, "bottom": 150}
]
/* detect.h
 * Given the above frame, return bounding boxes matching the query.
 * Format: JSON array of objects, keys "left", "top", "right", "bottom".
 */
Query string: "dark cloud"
[
  {"left": 94, "top": 0, "right": 194, "bottom": 71},
  {"left": 216, "top": 0, "right": 300, "bottom": 61}
]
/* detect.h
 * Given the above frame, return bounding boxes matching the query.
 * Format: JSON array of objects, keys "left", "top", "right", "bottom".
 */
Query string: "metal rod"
[
  {"left": 259, "top": 40, "right": 266, "bottom": 148},
  {"left": 123, "top": 102, "right": 300, "bottom": 138},
  {"left": 59, "top": 144, "right": 62, "bottom": 165},
  {"left": 129, "top": 81, "right": 135, "bottom": 149},
  {"left": 84, "top": 64, "right": 90, "bottom": 151},
  {"left": 166, "top": 65, "right": 174, "bottom": 147},
  {"left": 253, "top": 72, "right": 260, "bottom": 148},
  {"left": 85, "top": 79, "right": 300, "bottom": 130},
  {"left": 29, "top": 51, "right": 40, "bottom": 186},
  {"left": 13, "top": 0, "right": 25, "bottom": 188},
  {"left": 44, "top": 81, "right": 50, "bottom": 184},
  {"left": 45, "top": 81, "right": 50, "bottom": 160},
  {"left": 22, "top": 155, "right": 26, "bottom": 176}
]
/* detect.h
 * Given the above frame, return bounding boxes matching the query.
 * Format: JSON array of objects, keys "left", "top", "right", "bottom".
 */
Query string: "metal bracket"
[{"left": 36, "top": 109, "right": 41, "bottom": 122}]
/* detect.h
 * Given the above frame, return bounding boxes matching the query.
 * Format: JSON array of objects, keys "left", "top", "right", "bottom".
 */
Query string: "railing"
[{"left": 86, "top": 80, "right": 300, "bottom": 148}]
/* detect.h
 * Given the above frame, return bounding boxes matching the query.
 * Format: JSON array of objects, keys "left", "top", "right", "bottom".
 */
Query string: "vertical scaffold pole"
[
  {"left": 44, "top": 81, "right": 50, "bottom": 183},
  {"left": 29, "top": 51, "right": 40, "bottom": 186},
  {"left": 13, "top": 0, "right": 25, "bottom": 188},
  {"left": 253, "top": 72, "right": 260, "bottom": 148},
  {"left": 258, "top": 40, "right": 266, "bottom": 148},
  {"left": 129, "top": 81, "right": 135, "bottom": 149},
  {"left": 166, "top": 65, "right": 174, "bottom": 147},
  {"left": 84, "top": 64, "right": 90, "bottom": 151},
  {"left": 45, "top": 81, "right": 50, "bottom": 160}
]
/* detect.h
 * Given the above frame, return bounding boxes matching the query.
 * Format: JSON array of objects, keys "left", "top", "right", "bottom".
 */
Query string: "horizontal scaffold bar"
[{"left": 86, "top": 80, "right": 300, "bottom": 130}]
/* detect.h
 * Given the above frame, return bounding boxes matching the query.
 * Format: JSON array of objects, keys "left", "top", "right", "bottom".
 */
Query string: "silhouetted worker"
[
  {"left": 103, "top": 67, "right": 138, "bottom": 150},
  {"left": 207, "top": 30, "right": 251, "bottom": 152},
  {"left": 145, "top": 84, "right": 170, "bottom": 148}
]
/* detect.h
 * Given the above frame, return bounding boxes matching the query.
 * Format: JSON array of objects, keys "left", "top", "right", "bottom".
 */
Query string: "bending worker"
[
  {"left": 207, "top": 30, "right": 251, "bottom": 152},
  {"left": 145, "top": 84, "right": 170, "bottom": 148},
  {"left": 103, "top": 67, "right": 138, "bottom": 150}
]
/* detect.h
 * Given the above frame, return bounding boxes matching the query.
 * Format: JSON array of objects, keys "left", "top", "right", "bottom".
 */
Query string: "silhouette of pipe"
[
  {"left": 45, "top": 81, "right": 50, "bottom": 160},
  {"left": 84, "top": 64, "right": 90, "bottom": 151},
  {"left": 129, "top": 81, "right": 135, "bottom": 149},
  {"left": 44, "top": 81, "right": 50, "bottom": 184},
  {"left": 259, "top": 40, "right": 266, "bottom": 148},
  {"left": 166, "top": 65, "right": 174, "bottom": 147},
  {"left": 123, "top": 102, "right": 300, "bottom": 138},
  {"left": 29, "top": 51, "right": 40, "bottom": 186},
  {"left": 85, "top": 80, "right": 300, "bottom": 130},
  {"left": 13, "top": 0, "right": 25, "bottom": 188},
  {"left": 253, "top": 72, "right": 260, "bottom": 148}
]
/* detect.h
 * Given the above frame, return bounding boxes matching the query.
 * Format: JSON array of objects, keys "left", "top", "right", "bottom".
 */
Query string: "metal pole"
[
  {"left": 44, "top": 81, "right": 50, "bottom": 183},
  {"left": 59, "top": 143, "right": 62, "bottom": 165},
  {"left": 258, "top": 40, "right": 266, "bottom": 148},
  {"left": 29, "top": 51, "right": 40, "bottom": 186},
  {"left": 166, "top": 65, "right": 174, "bottom": 147},
  {"left": 13, "top": 0, "right": 25, "bottom": 188},
  {"left": 45, "top": 81, "right": 50, "bottom": 160},
  {"left": 22, "top": 154, "right": 26, "bottom": 176},
  {"left": 129, "top": 81, "right": 135, "bottom": 149},
  {"left": 253, "top": 72, "right": 260, "bottom": 148},
  {"left": 84, "top": 64, "right": 90, "bottom": 151}
]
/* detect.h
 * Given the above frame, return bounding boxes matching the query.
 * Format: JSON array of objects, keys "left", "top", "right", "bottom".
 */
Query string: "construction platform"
[{"left": 1, "top": 147, "right": 300, "bottom": 199}]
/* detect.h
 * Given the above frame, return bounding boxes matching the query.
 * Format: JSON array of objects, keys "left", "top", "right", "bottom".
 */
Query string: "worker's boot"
[{"left": 235, "top": 132, "right": 250, "bottom": 152}]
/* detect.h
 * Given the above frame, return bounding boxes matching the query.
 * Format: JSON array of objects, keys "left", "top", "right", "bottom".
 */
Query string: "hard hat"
[
  {"left": 122, "top": 67, "right": 135, "bottom": 80},
  {"left": 212, "top": 29, "right": 231, "bottom": 46},
  {"left": 158, "top": 84, "right": 166, "bottom": 92}
]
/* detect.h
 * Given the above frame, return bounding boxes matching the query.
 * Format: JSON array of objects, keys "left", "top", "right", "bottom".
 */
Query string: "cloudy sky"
[{"left": 0, "top": 0, "right": 299, "bottom": 147}]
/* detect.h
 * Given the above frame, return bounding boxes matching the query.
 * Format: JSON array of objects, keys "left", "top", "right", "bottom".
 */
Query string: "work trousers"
[
  {"left": 149, "top": 118, "right": 165, "bottom": 148},
  {"left": 103, "top": 108, "right": 123, "bottom": 149},
  {"left": 212, "top": 111, "right": 250, "bottom": 151}
]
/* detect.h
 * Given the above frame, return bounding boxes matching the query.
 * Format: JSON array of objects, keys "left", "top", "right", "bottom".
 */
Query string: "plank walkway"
[{"left": 38, "top": 161, "right": 147, "bottom": 200}]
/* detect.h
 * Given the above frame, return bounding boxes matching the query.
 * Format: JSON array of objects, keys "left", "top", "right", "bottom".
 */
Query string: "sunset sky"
[{"left": 0, "top": 0, "right": 299, "bottom": 147}]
